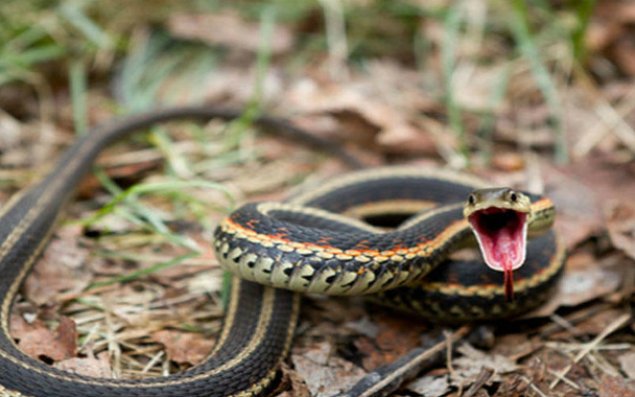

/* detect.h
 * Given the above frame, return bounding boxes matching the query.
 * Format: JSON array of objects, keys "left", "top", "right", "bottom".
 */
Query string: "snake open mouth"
[{"left": 467, "top": 207, "right": 528, "bottom": 300}]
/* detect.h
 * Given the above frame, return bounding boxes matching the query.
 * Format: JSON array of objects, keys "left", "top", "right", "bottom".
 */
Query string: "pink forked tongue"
[{"left": 468, "top": 208, "right": 527, "bottom": 301}]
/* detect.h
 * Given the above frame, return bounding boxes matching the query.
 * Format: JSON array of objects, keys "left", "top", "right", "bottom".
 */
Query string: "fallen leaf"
[
  {"left": 524, "top": 258, "right": 623, "bottom": 318},
  {"left": 451, "top": 343, "right": 518, "bottom": 386},
  {"left": 151, "top": 329, "right": 215, "bottom": 365},
  {"left": 202, "top": 67, "right": 284, "bottom": 106},
  {"left": 54, "top": 352, "right": 112, "bottom": 377},
  {"left": 24, "top": 224, "right": 92, "bottom": 305},
  {"left": 355, "top": 313, "right": 428, "bottom": 371},
  {"left": 600, "top": 374, "right": 635, "bottom": 397},
  {"left": 572, "top": 308, "right": 630, "bottom": 337},
  {"left": 543, "top": 163, "right": 604, "bottom": 248},
  {"left": 168, "top": 12, "right": 293, "bottom": 55},
  {"left": 284, "top": 62, "right": 440, "bottom": 156},
  {"left": 607, "top": 202, "right": 635, "bottom": 260},
  {"left": 343, "top": 316, "right": 379, "bottom": 339},
  {"left": 13, "top": 316, "right": 77, "bottom": 362},
  {"left": 619, "top": 352, "right": 635, "bottom": 380},
  {"left": 0, "top": 109, "right": 22, "bottom": 151},
  {"left": 279, "top": 363, "right": 312, "bottom": 397},
  {"left": 491, "top": 152, "right": 525, "bottom": 172},
  {"left": 407, "top": 375, "right": 451, "bottom": 397},
  {"left": 292, "top": 341, "right": 366, "bottom": 397}
]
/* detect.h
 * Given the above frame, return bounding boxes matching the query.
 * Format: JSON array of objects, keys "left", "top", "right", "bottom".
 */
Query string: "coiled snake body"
[{"left": 0, "top": 107, "right": 564, "bottom": 397}]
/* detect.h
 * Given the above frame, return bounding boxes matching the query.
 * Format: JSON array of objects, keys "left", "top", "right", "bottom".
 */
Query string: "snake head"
[{"left": 463, "top": 188, "right": 532, "bottom": 300}]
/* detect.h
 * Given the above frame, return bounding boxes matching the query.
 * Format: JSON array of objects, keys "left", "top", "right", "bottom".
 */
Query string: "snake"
[{"left": 0, "top": 106, "right": 565, "bottom": 397}]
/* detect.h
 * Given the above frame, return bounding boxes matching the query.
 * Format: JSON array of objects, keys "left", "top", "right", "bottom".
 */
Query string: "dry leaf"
[
  {"left": 607, "top": 202, "right": 635, "bottom": 260},
  {"left": 24, "top": 224, "right": 91, "bottom": 305},
  {"left": 354, "top": 313, "right": 428, "bottom": 371},
  {"left": 13, "top": 316, "right": 77, "bottom": 362},
  {"left": 54, "top": 352, "right": 112, "bottom": 377},
  {"left": 280, "top": 363, "right": 312, "bottom": 397},
  {"left": 451, "top": 343, "right": 518, "bottom": 386},
  {"left": 168, "top": 12, "right": 293, "bottom": 54},
  {"left": 407, "top": 375, "right": 451, "bottom": 397},
  {"left": 543, "top": 157, "right": 635, "bottom": 248},
  {"left": 600, "top": 374, "right": 635, "bottom": 397},
  {"left": 285, "top": 63, "right": 439, "bottom": 156},
  {"left": 151, "top": 329, "right": 215, "bottom": 365},
  {"left": 0, "top": 109, "right": 22, "bottom": 151},
  {"left": 291, "top": 341, "right": 366, "bottom": 397},
  {"left": 491, "top": 152, "right": 525, "bottom": 172},
  {"left": 543, "top": 164, "right": 603, "bottom": 248},
  {"left": 619, "top": 352, "right": 635, "bottom": 380},
  {"left": 525, "top": 260, "right": 623, "bottom": 318}
]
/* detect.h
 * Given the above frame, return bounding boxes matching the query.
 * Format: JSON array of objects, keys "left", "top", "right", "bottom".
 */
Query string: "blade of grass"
[
  {"left": 89, "top": 253, "right": 198, "bottom": 288},
  {"left": 509, "top": 0, "right": 567, "bottom": 163},
  {"left": 478, "top": 65, "right": 510, "bottom": 163},
  {"left": 572, "top": 0, "right": 596, "bottom": 63},
  {"left": 148, "top": 128, "right": 193, "bottom": 178},
  {"left": 81, "top": 178, "right": 235, "bottom": 227},
  {"left": 441, "top": 3, "right": 468, "bottom": 163},
  {"left": 85, "top": 168, "right": 234, "bottom": 250},
  {"left": 58, "top": 1, "right": 113, "bottom": 49},
  {"left": 223, "top": 6, "right": 276, "bottom": 150},
  {"left": 70, "top": 59, "right": 88, "bottom": 135}
]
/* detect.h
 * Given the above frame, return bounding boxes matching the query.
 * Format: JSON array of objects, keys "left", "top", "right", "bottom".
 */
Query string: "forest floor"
[{"left": 1, "top": 1, "right": 635, "bottom": 396}]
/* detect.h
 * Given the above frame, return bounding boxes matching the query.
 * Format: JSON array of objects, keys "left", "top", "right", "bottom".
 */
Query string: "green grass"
[
  {"left": 441, "top": 3, "right": 467, "bottom": 163},
  {"left": 89, "top": 253, "right": 198, "bottom": 288},
  {"left": 509, "top": 0, "right": 567, "bottom": 163}
]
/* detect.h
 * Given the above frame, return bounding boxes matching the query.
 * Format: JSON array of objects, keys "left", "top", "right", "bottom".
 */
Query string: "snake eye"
[
  {"left": 468, "top": 194, "right": 476, "bottom": 206},
  {"left": 509, "top": 191, "right": 518, "bottom": 202}
]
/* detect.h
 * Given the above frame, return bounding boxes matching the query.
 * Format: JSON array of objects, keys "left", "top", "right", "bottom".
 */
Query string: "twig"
[
  {"left": 549, "top": 313, "right": 631, "bottom": 389},
  {"left": 539, "top": 303, "right": 612, "bottom": 337},
  {"left": 573, "top": 69, "right": 635, "bottom": 157},
  {"left": 462, "top": 367, "right": 494, "bottom": 397},
  {"left": 546, "top": 369, "right": 580, "bottom": 390},
  {"left": 520, "top": 375, "right": 550, "bottom": 397},
  {"left": 333, "top": 326, "right": 472, "bottom": 397}
]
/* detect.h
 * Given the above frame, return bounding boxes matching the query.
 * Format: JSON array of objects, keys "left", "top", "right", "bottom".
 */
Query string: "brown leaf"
[
  {"left": 168, "top": 12, "right": 293, "bottom": 55},
  {"left": 24, "top": 224, "right": 91, "bottom": 305},
  {"left": 285, "top": 62, "right": 440, "bottom": 156},
  {"left": 407, "top": 375, "right": 451, "bottom": 396},
  {"left": 54, "top": 352, "right": 112, "bottom": 377},
  {"left": 544, "top": 157, "right": 635, "bottom": 248},
  {"left": 13, "top": 316, "right": 77, "bottom": 362},
  {"left": 291, "top": 341, "right": 366, "bottom": 397},
  {"left": 600, "top": 375, "right": 635, "bottom": 397},
  {"left": 279, "top": 363, "right": 312, "bottom": 397},
  {"left": 543, "top": 164, "right": 603, "bottom": 248},
  {"left": 491, "top": 152, "right": 525, "bottom": 172},
  {"left": 354, "top": 313, "right": 428, "bottom": 371},
  {"left": 619, "top": 352, "right": 635, "bottom": 380},
  {"left": 451, "top": 344, "right": 518, "bottom": 386},
  {"left": 524, "top": 256, "right": 623, "bottom": 318},
  {"left": 151, "top": 329, "right": 215, "bottom": 365},
  {"left": 607, "top": 202, "right": 635, "bottom": 260}
]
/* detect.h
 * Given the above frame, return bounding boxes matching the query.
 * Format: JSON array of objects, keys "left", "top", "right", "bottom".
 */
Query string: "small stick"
[
  {"left": 333, "top": 326, "right": 472, "bottom": 397},
  {"left": 463, "top": 367, "right": 495, "bottom": 397},
  {"left": 520, "top": 375, "right": 550, "bottom": 397},
  {"left": 549, "top": 313, "right": 631, "bottom": 389}
]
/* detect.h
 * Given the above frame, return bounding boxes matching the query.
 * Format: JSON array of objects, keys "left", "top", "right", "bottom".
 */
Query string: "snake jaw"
[{"left": 467, "top": 208, "right": 529, "bottom": 300}]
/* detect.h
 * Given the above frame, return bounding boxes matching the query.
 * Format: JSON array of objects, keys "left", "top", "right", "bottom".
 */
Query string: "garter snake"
[{"left": 0, "top": 106, "right": 564, "bottom": 397}]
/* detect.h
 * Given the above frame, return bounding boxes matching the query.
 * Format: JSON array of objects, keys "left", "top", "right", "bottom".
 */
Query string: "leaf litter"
[{"left": 2, "top": 1, "right": 635, "bottom": 396}]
